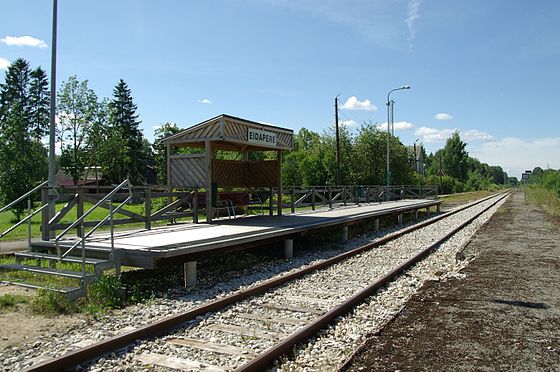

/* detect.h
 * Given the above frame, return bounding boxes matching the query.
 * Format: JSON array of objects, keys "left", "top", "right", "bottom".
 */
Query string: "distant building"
[
  {"left": 521, "top": 170, "right": 532, "bottom": 182},
  {"left": 409, "top": 142, "right": 425, "bottom": 175}
]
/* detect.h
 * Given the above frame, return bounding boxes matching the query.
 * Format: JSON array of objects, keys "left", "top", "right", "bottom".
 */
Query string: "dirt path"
[{"left": 342, "top": 190, "right": 560, "bottom": 371}]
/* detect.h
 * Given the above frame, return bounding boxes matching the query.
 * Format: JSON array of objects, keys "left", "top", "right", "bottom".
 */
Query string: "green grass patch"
[
  {"left": 30, "top": 289, "right": 76, "bottom": 316},
  {"left": 524, "top": 186, "right": 560, "bottom": 218},
  {"left": 0, "top": 293, "right": 29, "bottom": 312},
  {"left": 439, "top": 190, "right": 495, "bottom": 207}
]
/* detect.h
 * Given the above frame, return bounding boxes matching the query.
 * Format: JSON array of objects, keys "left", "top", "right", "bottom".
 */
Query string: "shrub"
[
  {"left": 88, "top": 274, "right": 124, "bottom": 310},
  {"left": 30, "top": 289, "right": 75, "bottom": 316}
]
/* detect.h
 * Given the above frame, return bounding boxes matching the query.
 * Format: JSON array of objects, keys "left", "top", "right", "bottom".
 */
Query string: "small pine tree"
[{"left": 102, "top": 79, "right": 147, "bottom": 185}]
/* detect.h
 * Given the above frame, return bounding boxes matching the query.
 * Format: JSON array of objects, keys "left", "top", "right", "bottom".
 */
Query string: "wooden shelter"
[{"left": 162, "top": 114, "right": 294, "bottom": 222}]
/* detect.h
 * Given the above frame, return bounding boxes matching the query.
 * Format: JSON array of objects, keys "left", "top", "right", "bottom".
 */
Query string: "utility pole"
[
  {"left": 335, "top": 95, "right": 341, "bottom": 186},
  {"left": 48, "top": 0, "right": 58, "bottom": 231}
]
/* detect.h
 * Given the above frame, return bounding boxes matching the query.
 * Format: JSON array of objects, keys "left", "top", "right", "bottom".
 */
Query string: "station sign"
[{"left": 248, "top": 128, "right": 277, "bottom": 146}]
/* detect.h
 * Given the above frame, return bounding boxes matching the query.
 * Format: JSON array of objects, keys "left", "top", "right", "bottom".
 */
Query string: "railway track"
[{"left": 26, "top": 192, "right": 510, "bottom": 371}]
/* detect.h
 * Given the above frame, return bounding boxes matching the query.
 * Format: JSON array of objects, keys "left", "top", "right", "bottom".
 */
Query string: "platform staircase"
[{"left": 0, "top": 180, "right": 132, "bottom": 299}]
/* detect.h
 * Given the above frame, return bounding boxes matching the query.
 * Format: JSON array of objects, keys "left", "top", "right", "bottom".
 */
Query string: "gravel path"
[
  {"left": 0, "top": 194, "right": 507, "bottom": 371},
  {"left": 342, "top": 190, "right": 560, "bottom": 371}
]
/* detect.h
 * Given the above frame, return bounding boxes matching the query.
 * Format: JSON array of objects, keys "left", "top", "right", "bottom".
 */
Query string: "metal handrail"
[
  {"left": 0, "top": 182, "right": 60, "bottom": 249},
  {"left": 55, "top": 179, "right": 131, "bottom": 249},
  {"left": 61, "top": 195, "right": 132, "bottom": 257},
  {"left": 54, "top": 179, "right": 132, "bottom": 288},
  {"left": 0, "top": 202, "right": 50, "bottom": 239},
  {"left": 0, "top": 181, "right": 48, "bottom": 214}
]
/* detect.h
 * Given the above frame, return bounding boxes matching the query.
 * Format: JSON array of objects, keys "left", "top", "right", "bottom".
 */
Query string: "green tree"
[
  {"left": 103, "top": 79, "right": 147, "bottom": 184},
  {"left": 153, "top": 122, "right": 182, "bottom": 184},
  {"left": 57, "top": 76, "right": 99, "bottom": 185},
  {"left": 28, "top": 67, "right": 50, "bottom": 140},
  {"left": 442, "top": 131, "right": 468, "bottom": 181},
  {"left": 0, "top": 59, "right": 48, "bottom": 219}
]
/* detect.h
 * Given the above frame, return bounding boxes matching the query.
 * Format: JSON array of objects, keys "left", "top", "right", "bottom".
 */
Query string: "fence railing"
[
  {"left": 32, "top": 183, "right": 437, "bottom": 241},
  {"left": 0, "top": 181, "right": 59, "bottom": 249}
]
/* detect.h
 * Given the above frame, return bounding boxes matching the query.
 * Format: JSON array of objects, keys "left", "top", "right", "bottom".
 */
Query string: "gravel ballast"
[{"left": 0, "top": 194, "right": 507, "bottom": 371}]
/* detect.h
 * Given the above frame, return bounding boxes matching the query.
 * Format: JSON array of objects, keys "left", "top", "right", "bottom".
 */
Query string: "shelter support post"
[
  {"left": 374, "top": 218, "right": 380, "bottom": 232},
  {"left": 277, "top": 150, "right": 283, "bottom": 216},
  {"left": 205, "top": 141, "right": 214, "bottom": 223}
]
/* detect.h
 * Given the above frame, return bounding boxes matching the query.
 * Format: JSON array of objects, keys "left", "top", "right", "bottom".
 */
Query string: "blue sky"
[{"left": 1, "top": 0, "right": 559, "bottom": 178}]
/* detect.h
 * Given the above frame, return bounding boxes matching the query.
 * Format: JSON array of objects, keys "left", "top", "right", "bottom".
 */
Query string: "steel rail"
[
  {"left": 25, "top": 191, "right": 508, "bottom": 372},
  {"left": 236, "top": 191, "right": 511, "bottom": 371}
]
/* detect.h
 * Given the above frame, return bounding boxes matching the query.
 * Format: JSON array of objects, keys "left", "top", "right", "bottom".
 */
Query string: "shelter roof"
[{"left": 162, "top": 114, "right": 294, "bottom": 151}]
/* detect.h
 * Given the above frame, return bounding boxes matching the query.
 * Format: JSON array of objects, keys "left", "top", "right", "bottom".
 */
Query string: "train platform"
[{"left": 37, "top": 198, "right": 440, "bottom": 270}]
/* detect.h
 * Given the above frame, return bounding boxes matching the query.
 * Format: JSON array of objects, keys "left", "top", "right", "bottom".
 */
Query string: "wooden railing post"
[
  {"left": 291, "top": 187, "right": 295, "bottom": 214},
  {"left": 269, "top": 187, "right": 274, "bottom": 216},
  {"left": 145, "top": 187, "right": 152, "bottom": 230},
  {"left": 311, "top": 187, "right": 316, "bottom": 211},
  {"left": 193, "top": 188, "right": 199, "bottom": 224}
]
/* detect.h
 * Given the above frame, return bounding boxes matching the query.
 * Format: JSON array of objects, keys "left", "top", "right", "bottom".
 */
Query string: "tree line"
[{"left": 1, "top": 58, "right": 512, "bottom": 218}]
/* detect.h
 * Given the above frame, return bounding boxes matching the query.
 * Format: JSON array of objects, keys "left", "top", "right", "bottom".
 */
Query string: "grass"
[
  {"left": 0, "top": 293, "right": 29, "bottom": 312},
  {"left": 439, "top": 190, "right": 496, "bottom": 207},
  {"left": 524, "top": 186, "right": 560, "bottom": 218}
]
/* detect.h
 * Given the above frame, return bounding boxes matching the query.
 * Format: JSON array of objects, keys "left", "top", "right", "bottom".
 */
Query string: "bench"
[{"left": 180, "top": 191, "right": 264, "bottom": 219}]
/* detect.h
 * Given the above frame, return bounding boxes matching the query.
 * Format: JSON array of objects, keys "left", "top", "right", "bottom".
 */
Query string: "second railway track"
[{"left": 24, "top": 192, "right": 510, "bottom": 371}]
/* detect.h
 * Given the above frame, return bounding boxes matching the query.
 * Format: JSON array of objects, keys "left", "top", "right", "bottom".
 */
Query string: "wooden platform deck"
[{"left": 40, "top": 199, "right": 440, "bottom": 268}]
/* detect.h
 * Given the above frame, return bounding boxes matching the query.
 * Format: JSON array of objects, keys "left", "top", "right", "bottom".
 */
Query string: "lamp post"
[{"left": 386, "top": 85, "right": 410, "bottom": 201}]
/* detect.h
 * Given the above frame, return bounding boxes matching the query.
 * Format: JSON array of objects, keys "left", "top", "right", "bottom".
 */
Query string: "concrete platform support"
[
  {"left": 284, "top": 239, "right": 294, "bottom": 259},
  {"left": 341, "top": 226, "right": 349, "bottom": 243},
  {"left": 437, "top": 204, "right": 441, "bottom": 213},
  {"left": 414, "top": 209, "right": 419, "bottom": 220},
  {"left": 397, "top": 213, "right": 403, "bottom": 225},
  {"left": 374, "top": 218, "right": 380, "bottom": 232},
  {"left": 184, "top": 261, "right": 197, "bottom": 287},
  {"left": 426, "top": 206, "right": 431, "bottom": 216}
]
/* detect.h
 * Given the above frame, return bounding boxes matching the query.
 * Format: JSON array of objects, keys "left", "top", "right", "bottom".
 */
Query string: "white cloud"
[
  {"left": 1, "top": 35, "right": 48, "bottom": 48},
  {"left": 406, "top": 0, "right": 421, "bottom": 47},
  {"left": 256, "top": 1, "right": 416, "bottom": 48},
  {"left": 379, "top": 121, "right": 414, "bottom": 131},
  {"left": 470, "top": 137, "right": 560, "bottom": 178},
  {"left": 0, "top": 57, "right": 10, "bottom": 70},
  {"left": 199, "top": 99, "right": 212, "bottom": 104},
  {"left": 341, "top": 119, "right": 358, "bottom": 128},
  {"left": 415, "top": 126, "right": 493, "bottom": 143},
  {"left": 434, "top": 113, "right": 453, "bottom": 121},
  {"left": 462, "top": 129, "right": 493, "bottom": 141},
  {"left": 341, "top": 96, "right": 377, "bottom": 111},
  {"left": 415, "top": 126, "right": 455, "bottom": 142}
]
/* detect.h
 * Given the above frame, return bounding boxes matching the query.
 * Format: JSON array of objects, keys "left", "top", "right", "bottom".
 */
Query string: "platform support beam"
[
  {"left": 397, "top": 213, "right": 403, "bottom": 225},
  {"left": 414, "top": 209, "right": 419, "bottom": 220},
  {"left": 341, "top": 226, "right": 349, "bottom": 243},
  {"left": 284, "top": 239, "right": 293, "bottom": 259},
  {"left": 184, "top": 261, "right": 197, "bottom": 287},
  {"left": 374, "top": 218, "right": 380, "bottom": 232},
  {"left": 426, "top": 206, "right": 431, "bottom": 216},
  {"left": 437, "top": 203, "right": 441, "bottom": 213}
]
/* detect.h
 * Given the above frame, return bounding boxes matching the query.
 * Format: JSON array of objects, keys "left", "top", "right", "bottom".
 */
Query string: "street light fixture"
[{"left": 386, "top": 85, "right": 411, "bottom": 201}]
